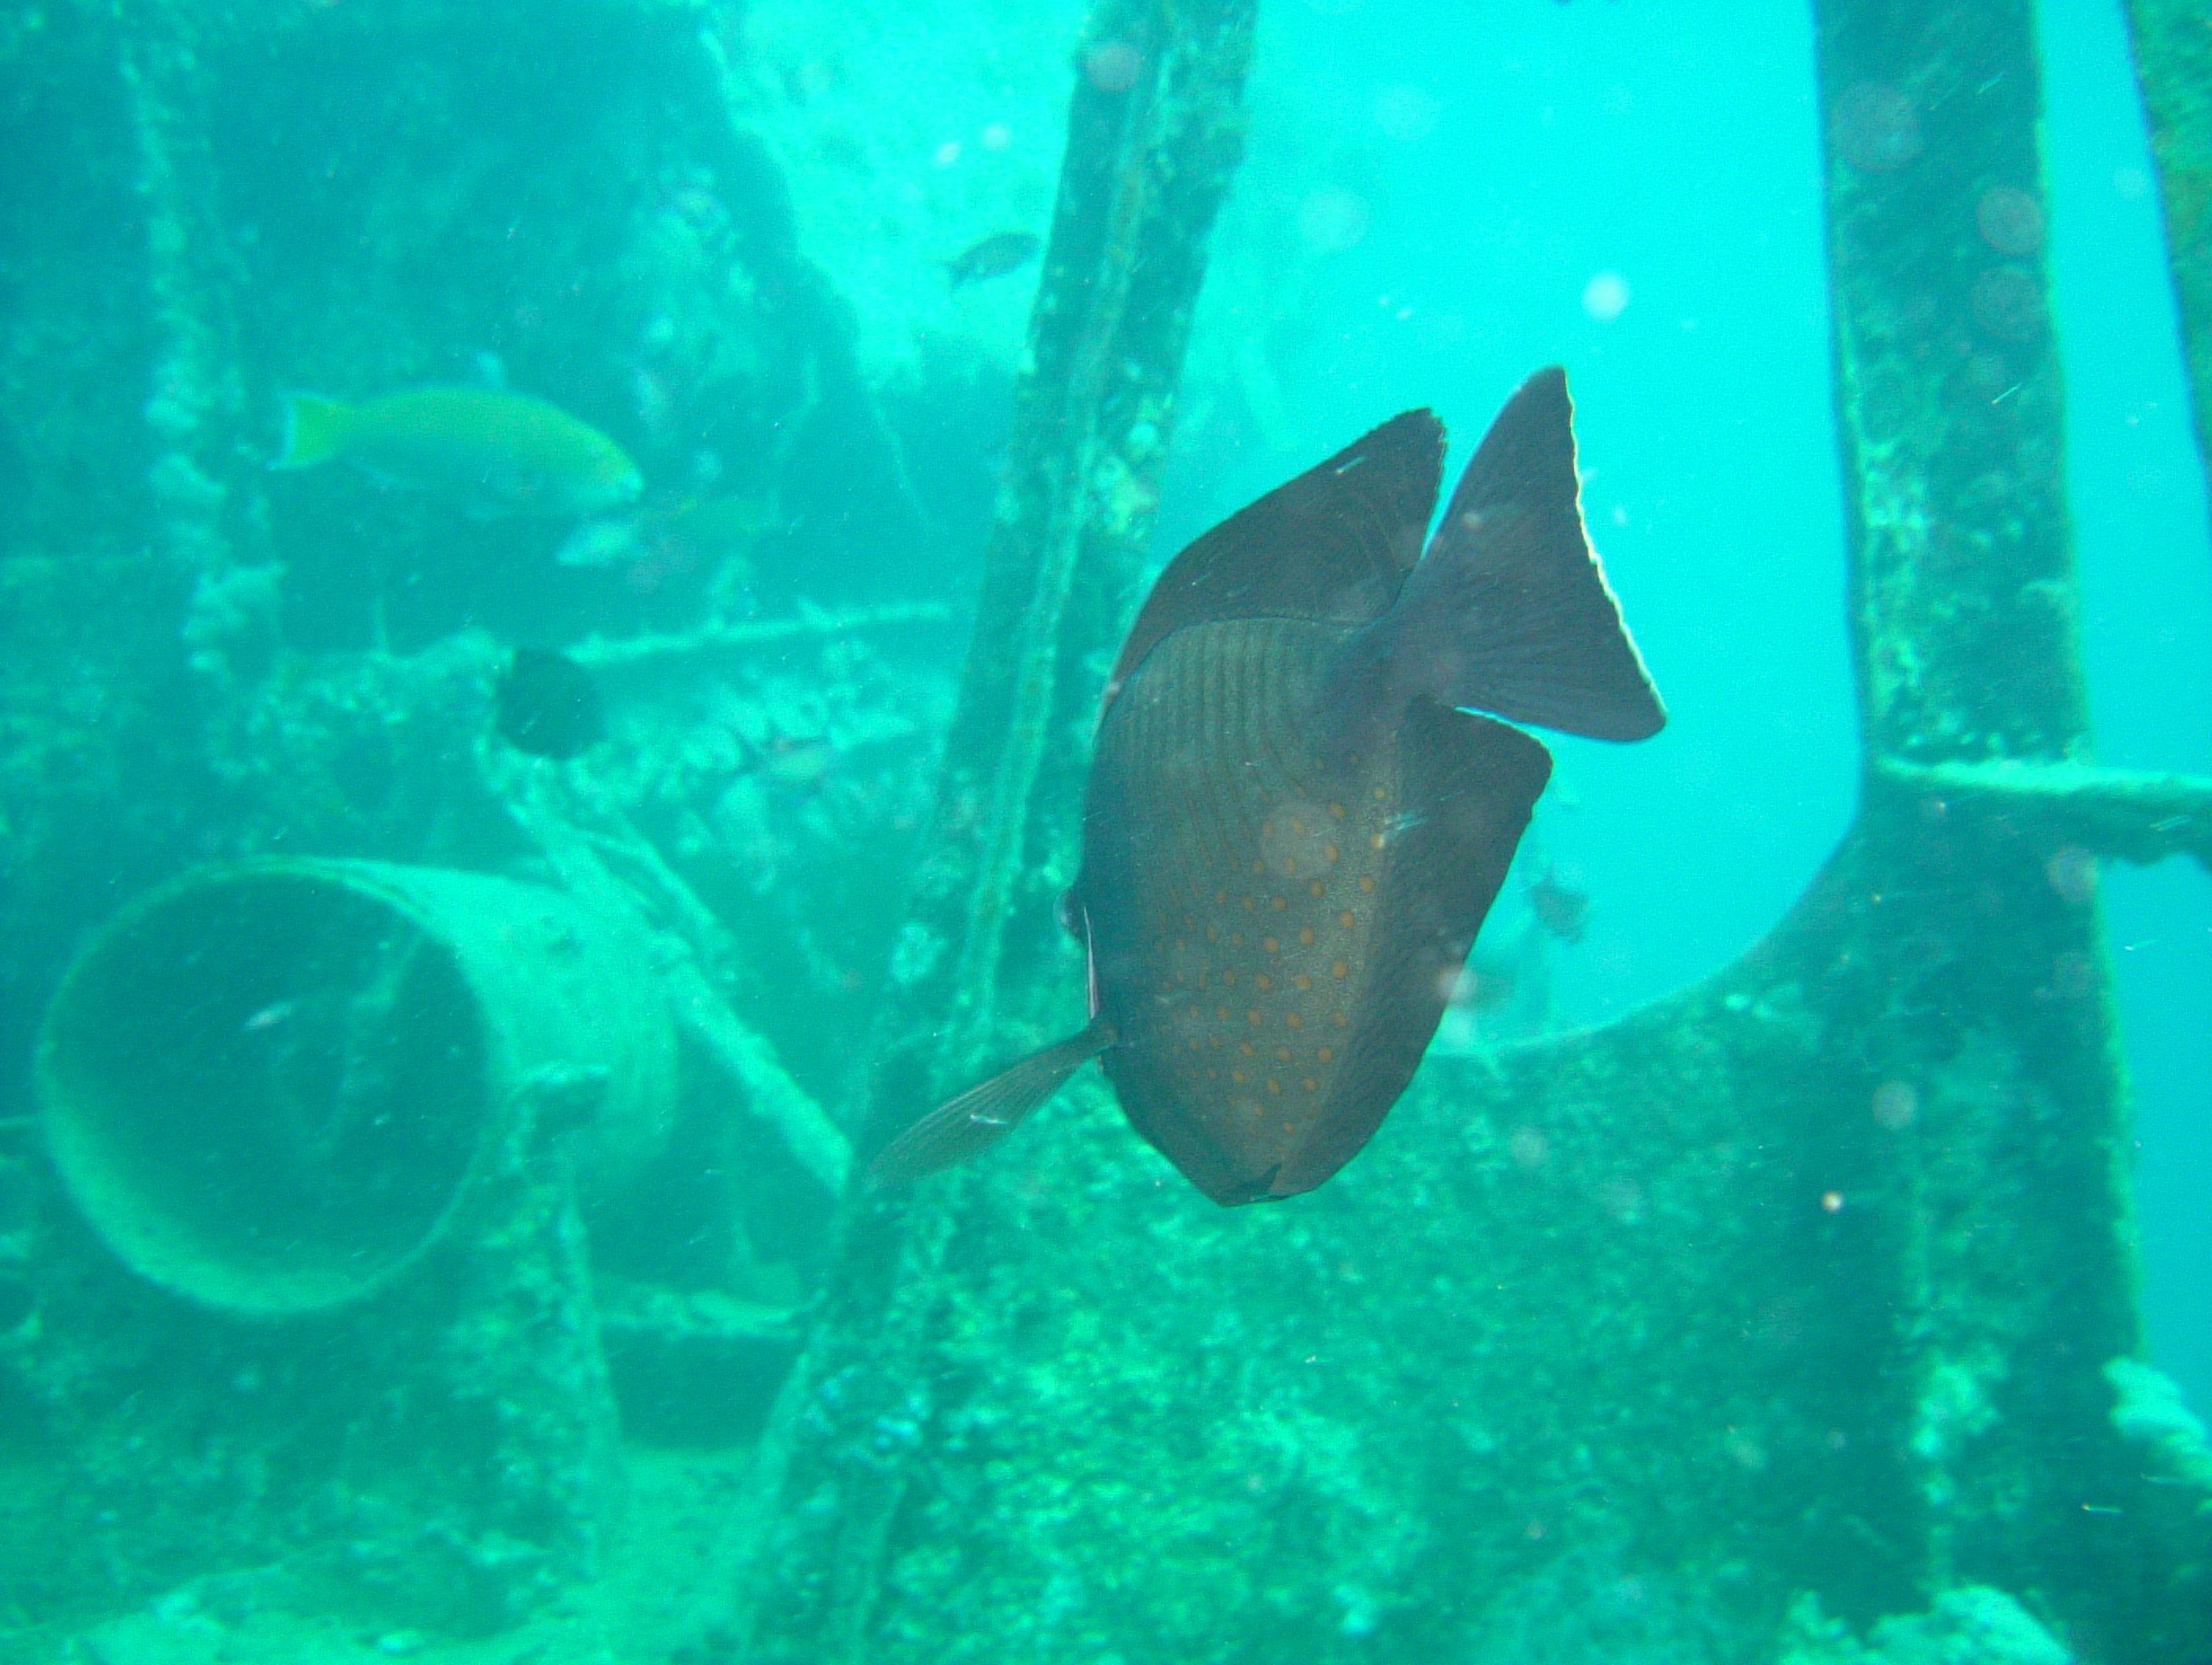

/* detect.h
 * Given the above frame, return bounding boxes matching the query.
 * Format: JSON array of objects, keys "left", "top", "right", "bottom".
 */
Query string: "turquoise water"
[
  {"left": 0, "top": 0, "right": 2206, "bottom": 1660},
  {"left": 1170, "top": 0, "right": 2211, "bottom": 1406}
]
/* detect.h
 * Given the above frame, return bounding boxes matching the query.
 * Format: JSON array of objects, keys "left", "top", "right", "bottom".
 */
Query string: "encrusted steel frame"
[{"left": 715, "top": 2, "right": 2212, "bottom": 1661}]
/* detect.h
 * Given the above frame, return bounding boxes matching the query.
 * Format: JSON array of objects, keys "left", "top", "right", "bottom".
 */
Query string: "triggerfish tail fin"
[
  {"left": 867, "top": 1016, "right": 1116, "bottom": 1187},
  {"left": 273, "top": 392, "right": 355, "bottom": 470},
  {"left": 1334, "top": 366, "right": 1665, "bottom": 745}
]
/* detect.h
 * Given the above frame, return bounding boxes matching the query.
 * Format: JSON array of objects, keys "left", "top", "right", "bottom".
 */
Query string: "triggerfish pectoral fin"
[{"left": 867, "top": 1015, "right": 1116, "bottom": 1187}]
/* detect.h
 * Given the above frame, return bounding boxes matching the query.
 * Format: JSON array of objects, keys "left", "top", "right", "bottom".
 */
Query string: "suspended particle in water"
[
  {"left": 1298, "top": 187, "right": 1371, "bottom": 254},
  {"left": 1871, "top": 1080, "right": 1917, "bottom": 1130},
  {"left": 1962, "top": 349, "right": 2013, "bottom": 402},
  {"left": 1508, "top": 1125, "right": 1549, "bottom": 1169},
  {"left": 2044, "top": 843, "right": 2097, "bottom": 904},
  {"left": 1969, "top": 265, "right": 2047, "bottom": 342},
  {"left": 1084, "top": 38, "right": 1143, "bottom": 93},
  {"left": 1829, "top": 82, "right": 1923, "bottom": 171},
  {"left": 1725, "top": 1429, "right": 1771, "bottom": 1471},
  {"left": 1595, "top": 1176, "right": 1644, "bottom": 1224},
  {"left": 1374, "top": 84, "right": 1441, "bottom": 143},
  {"left": 1582, "top": 271, "right": 1630, "bottom": 321},
  {"left": 1976, "top": 185, "right": 2045, "bottom": 254},
  {"left": 1820, "top": 1190, "right": 1845, "bottom": 1213}
]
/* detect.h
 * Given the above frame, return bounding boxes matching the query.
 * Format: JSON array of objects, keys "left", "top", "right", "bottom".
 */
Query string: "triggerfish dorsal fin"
[
  {"left": 273, "top": 392, "right": 357, "bottom": 470},
  {"left": 1102, "top": 410, "right": 1443, "bottom": 708},
  {"left": 867, "top": 1016, "right": 1116, "bottom": 1187},
  {"left": 1331, "top": 367, "right": 1665, "bottom": 745}
]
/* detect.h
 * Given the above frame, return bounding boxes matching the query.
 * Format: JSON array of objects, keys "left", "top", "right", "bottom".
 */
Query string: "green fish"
[
  {"left": 943, "top": 231, "right": 1042, "bottom": 288},
  {"left": 273, "top": 386, "right": 643, "bottom": 518}
]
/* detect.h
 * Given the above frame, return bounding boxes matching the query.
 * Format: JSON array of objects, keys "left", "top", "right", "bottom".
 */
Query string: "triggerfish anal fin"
[
  {"left": 1102, "top": 409, "right": 1443, "bottom": 707},
  {"left": 272, "top": 393, "right": 356, "bottom": 470},
  {"left": 1262, "top": 699, "right": 1550, "bottom": 1198},
  {"left": 1328, "top": 366, "right": 1665, "bottom": 747},
  {"left": 867, "top": 1016, "right": 1117, "bottom": 1187}
]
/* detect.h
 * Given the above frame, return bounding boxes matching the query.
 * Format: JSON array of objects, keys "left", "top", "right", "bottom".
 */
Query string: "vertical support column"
[
  {"left": 117, "top": 0, "right": 281, "bottom": 775},
  {"left": 1815, "top": 0, "right": 2087, "bottom": 766},
  {"left": 2122, "top": 0, "right": 2212, "bottom": 507},
  {"left": 1811, "top": 9, "right": 2207, "bottom": 1659},
  {"left": 697, "top": 4, "right": 1257, "bottom": 1661}
]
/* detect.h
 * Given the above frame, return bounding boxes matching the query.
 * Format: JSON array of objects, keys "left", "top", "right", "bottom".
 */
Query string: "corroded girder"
[
  {"left": 686, "top": 6, "right": 1260, "bottom": 1660},
  {"left": 1815, "top": 0, "right": 2087, "bottom": 763},
  {"left": 1875, "top": 756, "right": 2212, "bottom": 871}
]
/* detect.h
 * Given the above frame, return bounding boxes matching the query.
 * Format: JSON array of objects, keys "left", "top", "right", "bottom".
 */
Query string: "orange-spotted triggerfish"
[
  {"left": 870, "top": 367, "right": 1664, "bottom": 1204},
  {"left": 273, "top": 387, "right": 642, "bottom": 518}
]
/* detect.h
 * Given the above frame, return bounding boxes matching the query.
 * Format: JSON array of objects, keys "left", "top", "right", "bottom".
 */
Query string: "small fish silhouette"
[
  {"left": 943, "top": 231, "right": 1042, "bottom": 288},
  {"left": 1526, "top": 865, "right": 1591, "bottom": 943},
  {"left": 870, "top": 367, "right": 1664, "bottom": 1203},
  {"left": 495, "top": 647, "right": 604, "bottom": 760}
]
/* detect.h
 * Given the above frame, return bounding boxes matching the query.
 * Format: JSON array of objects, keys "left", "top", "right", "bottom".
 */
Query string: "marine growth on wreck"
[{"left": 0, "top": 2, "right": 2205, "bottom": 1665}]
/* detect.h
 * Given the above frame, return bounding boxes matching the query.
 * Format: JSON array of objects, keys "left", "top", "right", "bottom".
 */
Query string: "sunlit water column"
[
  {"left": 2119, "top": 0, "right": 2212, "bottom": 511},
  {"left": 1815, "top": 0, "right": 2210, "bottom": 1655}
]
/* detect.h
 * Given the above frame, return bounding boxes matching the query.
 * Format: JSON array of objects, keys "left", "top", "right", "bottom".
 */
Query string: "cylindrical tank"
[{"left": 35, "top": 859, "right": 677, "bottom": 1316}]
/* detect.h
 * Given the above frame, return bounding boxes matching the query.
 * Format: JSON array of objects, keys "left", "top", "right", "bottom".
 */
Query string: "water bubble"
[
  {"left": 1596, "top": 1176, "right": 1644, "bottom": 1224},
  {"left": 1976, "top": 186, "right": 2045, "bottom": 254},
  {"left": 2049, "top": 950, "right": 2096, "bottom": 999},
  {"left": 1298, "top": 188, "right": 1370, "bottom": 254},
  {"left": 1968, "top": 265, "right": 2046, "bottom": 342},
  {"left": 1829, "top": 82, "right": 1923, "bottom": 171},
  {"left": 1084, "top": 38, "right": 1143, "bottom": 93},
  {"left": 1871, "top": 1080, "right": 1917, "bottom": 1129},
  {"left": 1582, "top": 271, "right": 1631, "bottom": 321},
  {"left": 2044, "top": 844, "right": 2097, "bottom": 904}
]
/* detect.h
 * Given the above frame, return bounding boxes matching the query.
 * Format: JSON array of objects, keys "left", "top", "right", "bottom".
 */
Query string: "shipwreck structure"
[{"left": 0, "top": 0, "right": 2205, "bottom": 1663}]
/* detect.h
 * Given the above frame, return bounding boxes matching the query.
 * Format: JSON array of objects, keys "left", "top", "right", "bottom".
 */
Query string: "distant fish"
[
  {"left": 943, "top": 231, "right": 1042, "bottom": 288},
  {"left": 1525, "top": 865, "right": 1591, "bottom": 943},
  {"left": 273, "top": 387, "right": 643, "bottom": 518},
  {"left": 737, "top": 732, "right": 837, "bottom": 790},
  {"left": 870, "top": 367, "right": 1664, "bottom": 1204},
  {"left": 558, "top": 493, "right": 778, "bottom": 569},
  {"left": 240, "top": 1000, "right": 296, "bottom": 1034},
  {"left": 495, "top": 647, "right": 604, "bottom": 759}
]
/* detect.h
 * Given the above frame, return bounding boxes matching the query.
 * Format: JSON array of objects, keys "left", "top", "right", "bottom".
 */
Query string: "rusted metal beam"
[{"left": 670, "top": 6, "right": 1260, "bottom": 1660}]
